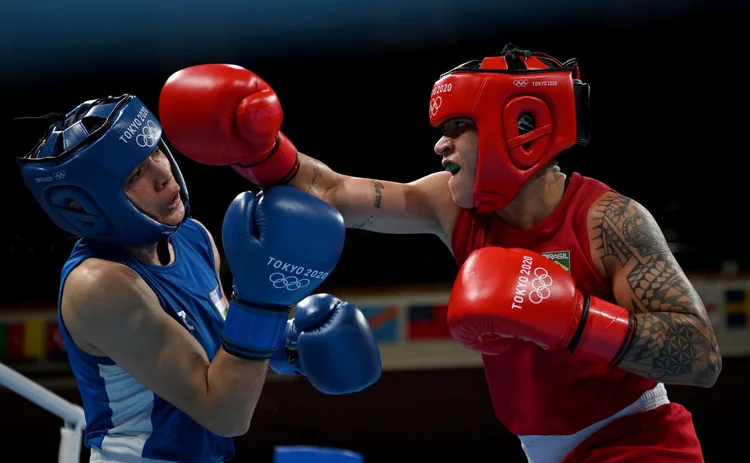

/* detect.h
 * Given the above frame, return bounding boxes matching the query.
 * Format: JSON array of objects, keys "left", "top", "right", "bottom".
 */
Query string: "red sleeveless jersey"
[{"left": 451, "top": 172, "right": 658, "bottom": 436}]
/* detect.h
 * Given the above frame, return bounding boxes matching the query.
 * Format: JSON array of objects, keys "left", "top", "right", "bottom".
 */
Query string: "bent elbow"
[
  {"left": 208, "top": 415, "right": 252, "bottom": 438},
  {"left": 201, "top": 405, "right": 254, "bottom": 437},
  {"left": 232, "top": 415, "right": 253, "bottom": 437},
  {"left": 706, "top": 359, "right": 722, "bottom": 388},
  {"left": 696, "top": 374, "right": 719, "bottom": 389},
  {"left": 222, "top": 422, "right": 252, "bottom": 438},
  {"left": 696, "top": 350, "right": 722, "bottom": 389}
]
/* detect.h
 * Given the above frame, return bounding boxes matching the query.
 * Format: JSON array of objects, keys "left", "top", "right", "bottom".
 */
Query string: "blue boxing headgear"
[{"left": 17, "top": 94, "right": 191, "bottom": 246}]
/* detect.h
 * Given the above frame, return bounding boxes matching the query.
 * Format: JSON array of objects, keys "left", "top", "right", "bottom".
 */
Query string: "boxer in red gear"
[{"left": 159, "top": 43, "right": 720, "bottom": 463}]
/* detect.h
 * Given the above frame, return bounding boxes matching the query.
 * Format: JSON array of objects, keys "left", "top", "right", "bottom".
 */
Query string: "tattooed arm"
[
  {"left": 588, "top": 192, "right": 722, "bottom": 387},
  {"left": 285, "top": 152, "right": 459, "bottom": 245}
]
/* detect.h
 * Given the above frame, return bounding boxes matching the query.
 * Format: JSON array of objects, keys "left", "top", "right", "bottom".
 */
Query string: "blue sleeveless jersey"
[{"left": 57, "top": 219, "right": 235, "bottom": 463}]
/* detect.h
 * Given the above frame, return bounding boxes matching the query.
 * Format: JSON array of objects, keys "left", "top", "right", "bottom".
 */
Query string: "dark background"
[{"left": 0, "top": 1, "right": 748, "bottom": 461}]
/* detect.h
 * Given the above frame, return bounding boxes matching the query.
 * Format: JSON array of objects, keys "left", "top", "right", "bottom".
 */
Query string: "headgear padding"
[
  {"left": 17, "top": 94, "right": 191, "bottom": 246},
  {"left": 429, "top": 43, "right": 591, "bottom": 213}
]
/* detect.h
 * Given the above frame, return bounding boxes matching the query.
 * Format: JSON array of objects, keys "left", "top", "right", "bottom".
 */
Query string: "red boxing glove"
[
  {"left": 159, "top": 64, "right": 299, "bottom": 187},
  {"left": 447, "top": 247, "right": 636, "bottom": 365}
]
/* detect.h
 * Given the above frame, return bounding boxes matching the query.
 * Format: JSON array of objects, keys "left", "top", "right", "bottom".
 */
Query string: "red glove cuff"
[
  {"left": 232, "top": 132, "right": 299, "bottom": 187},
  {"left": 568, "top": 295, "right": 636, "bottom": 366}
]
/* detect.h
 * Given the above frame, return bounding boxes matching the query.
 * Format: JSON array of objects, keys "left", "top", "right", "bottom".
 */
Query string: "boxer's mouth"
[
  {"left": 167, "top": 191, "right": 181, "bottom": 210},
  {"left": 444, "top": 162, "right": 461, "bottom": 175}
]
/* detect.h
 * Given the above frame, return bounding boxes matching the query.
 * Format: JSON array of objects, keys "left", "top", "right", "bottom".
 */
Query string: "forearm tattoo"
[
  {"left": 306, "top": 160, "right": 323, "bottom": 195},
  {"left": 624, "top": 311, "right": 719, "bottom": 387},
  {"left": 351, "top": 217, "right": 374, "bottom": 229},
  {"left": 373, "top": 181, "right": 384, "bottom": 209},
  {"left": 350, "top": 181, "right": 384, "bottom": 229},
  {"left": 592, "top": 194, "right": 721, "bottom": 386}
]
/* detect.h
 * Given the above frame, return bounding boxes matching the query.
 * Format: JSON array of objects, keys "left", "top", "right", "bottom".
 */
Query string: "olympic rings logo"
[
  {"left": 268, "top": 272, "right": 311, "bottom": 291},
  {"left": 513, "top": 79, "right": 528, "bottom": 88},
  {"left": 136, "top": 120, "right": 160, "bottom": 148},
  {"left": 429, "top": 96, "right": 442, "bottom": 117},
  {"left": 528, "top": 267, "right": 553, "bottom": 304}
]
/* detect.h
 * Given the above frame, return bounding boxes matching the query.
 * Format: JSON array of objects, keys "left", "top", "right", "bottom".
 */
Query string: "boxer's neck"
[
  {"left": 126, "top": 238, "right": 175, "bottom": 266},
  {"left": 495, "top": 165, "right": 567, "bottom": 230}
]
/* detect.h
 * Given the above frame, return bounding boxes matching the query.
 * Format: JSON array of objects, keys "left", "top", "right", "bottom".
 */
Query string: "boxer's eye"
[
  {"left": 441, "top": 119, "right": 474, "bottom": 138},
  {"left": 127, "top": 169, "right": 143, "bottom": 184},
  {"left": 151, "top": 148, "right": 167, "bottom": 160}
]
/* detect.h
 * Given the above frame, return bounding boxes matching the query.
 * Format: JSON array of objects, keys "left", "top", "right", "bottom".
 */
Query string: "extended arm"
[
  {"left": 590, "top": 192, "right": 722, "bottom": 387},
  {"left": 287, "top": 152, "right": 456, "bottom": 242},
  {"left": 158, "top": 64, "right": 458, "bottom": 245}
]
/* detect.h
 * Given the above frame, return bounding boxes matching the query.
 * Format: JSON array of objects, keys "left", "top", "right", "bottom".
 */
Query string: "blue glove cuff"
[
  {"left": 269, "top": 320, "right": 305, "bottom": 376},
  {"left": 221, "top": 295, "right": 292, "bottom": 360}
]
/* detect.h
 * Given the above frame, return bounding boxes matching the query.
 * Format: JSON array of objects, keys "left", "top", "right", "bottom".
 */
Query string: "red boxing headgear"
[{"left": 429, "top": 43, "right": 591, "bottom": 213}]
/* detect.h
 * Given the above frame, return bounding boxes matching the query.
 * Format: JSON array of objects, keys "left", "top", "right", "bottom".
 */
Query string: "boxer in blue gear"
[{"left": 16, "top": 94, "right": 379, "bottom": 463}]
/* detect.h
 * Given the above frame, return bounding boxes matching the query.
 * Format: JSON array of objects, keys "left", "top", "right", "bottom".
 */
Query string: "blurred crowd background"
[{"left": 1, "top": 1, "right": 748, "bottom": 461}]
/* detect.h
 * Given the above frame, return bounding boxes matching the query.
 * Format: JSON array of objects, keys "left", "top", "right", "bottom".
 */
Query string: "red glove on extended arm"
[
  {"left": 447, "top": 247, "right": 636, "bottom": 365},
  {"left": 159, "top": 64, "right": 298, "bottom": 187}
]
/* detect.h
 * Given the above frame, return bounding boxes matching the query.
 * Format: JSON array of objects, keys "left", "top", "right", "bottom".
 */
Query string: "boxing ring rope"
[{"left": 0, "top": 361, "right": 85, "bottom": 463}]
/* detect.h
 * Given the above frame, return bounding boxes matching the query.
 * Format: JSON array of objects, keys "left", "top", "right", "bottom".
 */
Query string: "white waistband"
[
  {"left": 90, "top": 448, "right": 171, "bottom": 463},
  {"left": 90, "top": 447, "right": 221, "bottom": 463},
  {"left": 518, "top": 382, "right": 670, "bottom": 463}
]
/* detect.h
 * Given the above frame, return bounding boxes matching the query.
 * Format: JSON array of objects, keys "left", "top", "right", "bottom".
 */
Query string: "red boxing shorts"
[{"left": 561, "top": 403, "right": 704, "bottom": 463}]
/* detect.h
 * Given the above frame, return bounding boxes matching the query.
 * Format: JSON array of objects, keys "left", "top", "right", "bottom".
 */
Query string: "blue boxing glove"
[
  {"left": 221, "top": 186, "right": 345, "bottom": 360},
  {"left": 270, "top": 294, "right": 382, "bottom": 394}
]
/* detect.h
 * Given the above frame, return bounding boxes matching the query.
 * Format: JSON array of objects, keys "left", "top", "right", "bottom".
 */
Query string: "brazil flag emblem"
[{"left": 541, "top": 250, "right": 571, "bottom": 273}]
